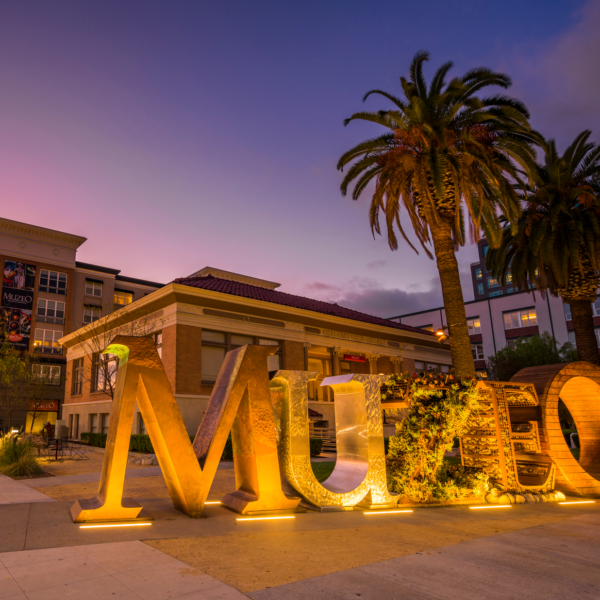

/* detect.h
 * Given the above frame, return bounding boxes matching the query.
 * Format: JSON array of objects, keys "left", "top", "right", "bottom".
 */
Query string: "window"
[
  {"left": 506, "top": 272, "right": 513, "bottom": 283},
  {"left": 33, "top": 329, "right": 63, "bottom": 354},
  {"left": 32, "top": 364, "right": 61, "bottom": 385},
  {"left": 476, "top": 370, "right": 488, "bottom": 380},
  {"left": 101, "top": 413, "right": 110, "bottom": 434},
  {"left": 467, "top": 318, "right": 481, "bottom": 334},
  {"left": 490, "top": 291, "right": 503, "bottom": 297},
  {"left": 483, "top": 245, "right": 489, "bottom": 256},
  {"left": 564, "top": 304, "right": 572, "bottom": 321},
  {"left": 593, "top": 297, "right": 600, "bottom": 317},
  {"left": 487, "top": 276, "right": 500, "bottom": 288},
  {"left": 476, "top": 268, "right": 482, "bottom": 280},
  {"left": 507, "top": 288, "right": 513, "bottom": 294},
  {"left": 138, "top": 414, "right": 147, "bottom": 435},
  {"left": 418, "top": 325, "right": 434, "bottom": 332},
  {"left": 200, "top": 330, "right": 282, "bottom": 382},
  {"left": 39, "top": 270, "right": 67, "bottom": 295},
  {"left": 568, "top": 330, "right": 576, "bottom": 346},
  {"left": 72, "top": 358, "right": 83, "bottom": 395},
  {"left": 440, "top": 365, "right": 450, "bottom": 374},
  {"left": 154, "top": 332, "right": 163, "bottom": 358},
  {"left": 114, "top": 290, "right": 133, "bottom": 306},
  {"left": 36, "top": 299, "right": 65, "bottom": 324},
  {"left": 477, "top": 283, "right": 484, "bottom": 295},
  {"left": 414, "top": 361, "right": 425, "bottom": 371},
  {"left": 92, "top": 352, "right": 118, "bottom": 392},
  {"left": 89, "top": 414, "right": 98, "bottom": 434},
  {"left": 83, "top": 306, "right": 101, "bottom": 324},
  {"left": 471, "top": 344, "right": 484, "bottom": 360},
  {"left": 503, "top": 308, "right": 537, "bottom": 330},
  {"left": 85, "top": 281, "right": 103, "bottom": 297}
]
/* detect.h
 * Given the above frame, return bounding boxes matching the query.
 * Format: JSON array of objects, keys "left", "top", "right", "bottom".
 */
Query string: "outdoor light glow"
[
  {"left": 79, "top": 522, "right": 153, "bottom": 529},
  {"left": 435, "top": 329, "right": 445, "bottom": 336},
  {"left": 558, "top": 501, "right": 595, "bottom": 505},
  {"left": 236, "top": 516, "right": 295, "bottom": 522},
  {"left": 10, "top": 429, "right": 18, "bottom": 434},
  {"left": 364, "top": 510, "right": 413, "bottom": 515},
  {"left": 469, "top": 505, "right": 512, "bottom": 510},
  {"left": 204, "top": 501, "right": 221, "bottom": 505}
]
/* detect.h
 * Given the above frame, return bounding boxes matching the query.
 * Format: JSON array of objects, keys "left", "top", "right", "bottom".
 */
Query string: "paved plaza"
[{"left": 0, "top": 463, "right": 598, "bottom": 599}]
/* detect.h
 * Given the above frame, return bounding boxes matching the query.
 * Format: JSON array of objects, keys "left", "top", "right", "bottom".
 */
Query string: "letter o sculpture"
[{"left": 511, "top": 361, "right": 600, "bottom": 498}]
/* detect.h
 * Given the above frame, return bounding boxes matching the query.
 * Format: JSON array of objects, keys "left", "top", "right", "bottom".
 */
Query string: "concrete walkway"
[
  {"left": 0, "top": 475, "right": 55, "bottom": 505},
  {"left": 248, "top": 512, "right": 600, "bottom": 599},
  {"left": 0, "top": 540, "right": 245, "bottom": 599}
]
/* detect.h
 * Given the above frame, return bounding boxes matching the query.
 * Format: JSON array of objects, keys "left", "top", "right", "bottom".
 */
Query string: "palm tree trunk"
[
  {"left": 429, "top": 221, "right": 476, "bottom": 379},
  {"left": 569, "top": 299, "right": 600, "bottom": 366}
]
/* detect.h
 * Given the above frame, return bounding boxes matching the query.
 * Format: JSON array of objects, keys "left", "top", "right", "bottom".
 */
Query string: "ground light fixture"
[
  {"left": 79, "top": 522, "right": 153, "bottom": 529},
  {"left": 204, "top": 501, "right": 221, "bottom": 505},
  {"left": 363, "top": 510, "right": 413, "bottom": 515},
  {"left": 558, "top": 500, "right": 595, "bottom": 505},
  {"left": 236, "top": 516, "right": 295, "bottom": 522},
  {"left": 469, "top": 505, "right": 512, "bottom": 510}
]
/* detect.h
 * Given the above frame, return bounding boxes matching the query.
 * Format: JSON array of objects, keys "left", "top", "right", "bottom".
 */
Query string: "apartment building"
[
  {"left": 0, "top": 218, "right": 163, "bottom": 432},
  {"left": 59, "top": 267, "right": 452, "bottom": 438},
  {"left": 390, "top": 239, "right": 595, "bottom": 378}
]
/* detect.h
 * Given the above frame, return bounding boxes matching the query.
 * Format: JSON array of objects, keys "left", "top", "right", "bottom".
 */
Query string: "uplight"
[
  {"left": 364, "top": 510, "right": 413, "bottom": 515},
  {"left": 236, "top": 516, "right": 295, "bottom": 522},
  {"left": 469, "top": 505, "right": 512, "bottom": 510},
  {"left": 558, "top": 501, "right": 595, "bottom": 505},
  {"left": 79, "top": 522, "right": 152, "bottom": 529},
  {"left": 204, "top": 501, "right": 221, "bottom": 505}
]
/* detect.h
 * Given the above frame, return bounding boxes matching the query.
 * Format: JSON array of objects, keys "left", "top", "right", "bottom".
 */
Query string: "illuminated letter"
[
  {"left": 270, "top": 372, "right": 397, "bottom": 510},
  {"left": 71, "top": 337, "right": 298, "bottom": 523}
]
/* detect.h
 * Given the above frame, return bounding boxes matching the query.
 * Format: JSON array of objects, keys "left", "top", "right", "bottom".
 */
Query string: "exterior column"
[
  {"left": 390, "top": 356, "right": 401, "bottom": 375},
  {"left": 366, "top": 353, "right": 380, "bottom": 375},
  {"left": 331, "top": 346, "right": 342, "bottom": 376},
  {"left": 303, "top": 343, "right": 311, "bottom": 371}
]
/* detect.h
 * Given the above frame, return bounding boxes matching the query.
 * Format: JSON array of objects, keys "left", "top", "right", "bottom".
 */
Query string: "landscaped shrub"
[
  {"left": 0, "top": 432, "right": 42, "bottom": 478},
  {"left": 309, "top": 437, "right": 323, "bottom": 457},
  {"left": 386, "top": 371, "right": 483, "bottom": 503}
]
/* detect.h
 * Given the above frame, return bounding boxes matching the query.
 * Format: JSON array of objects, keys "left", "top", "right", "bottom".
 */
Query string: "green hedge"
[
  {"left": 309, "top": 437, "right": 323, "bottom": 457},
  {"left": 80, "top": 432, "right": 234, "bottom": 460}
]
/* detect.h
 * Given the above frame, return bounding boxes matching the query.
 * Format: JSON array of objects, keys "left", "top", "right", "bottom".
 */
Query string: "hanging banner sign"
[
  {"left": 344, "top": 354, "right": 366, "bottom": 362},
  {"left": 1, "top": 261, "right": 36, "bottom": 350}
]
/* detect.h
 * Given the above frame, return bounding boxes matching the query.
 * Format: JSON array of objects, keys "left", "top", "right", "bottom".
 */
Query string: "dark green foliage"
[
  {"left": 0, "top": 434, "right": 42, "bottom": 478},
  {"left": 80, "top": 432, "right": 107, "bottom": 447},
  {"left": 486, "top": 332, "right": 576, "bottom": 382},
  {"left": 387, "top": 379, "right": 485, "bottom": 503},
  {"left": 309, "top": 437, "right": 323, "bottom": 457}
]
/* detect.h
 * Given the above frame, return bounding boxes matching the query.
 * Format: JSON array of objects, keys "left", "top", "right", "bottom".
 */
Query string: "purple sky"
[{"left": 1, "top": 0, "right": 599, "bottom": 317}]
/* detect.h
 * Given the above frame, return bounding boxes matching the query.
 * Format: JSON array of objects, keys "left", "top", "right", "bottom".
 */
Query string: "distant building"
[
  {"left": 389, "top": 238, "right": 596, "bottom": 378},
  {"left": 0, "top": 218, "right": 163, "bottom": 432},
  {"left": 59, "top": 267, "right": 451, "bottom": 438}
]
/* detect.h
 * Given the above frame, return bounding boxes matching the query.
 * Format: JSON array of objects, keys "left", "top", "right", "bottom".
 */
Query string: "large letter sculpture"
[
  {"left": 270, "top": 372, "right": 397, "bottom": 510},
  {"left": 71, "top": 336, "right": 299, "bottom": 523}
]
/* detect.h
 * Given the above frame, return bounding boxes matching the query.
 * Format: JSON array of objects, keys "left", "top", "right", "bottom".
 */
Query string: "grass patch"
[
  {"left": 571, "top": 448, "right": 580, "bottom": 461},
  {"left": 311, "top": 461, "right": 335, "bottom": 483}
]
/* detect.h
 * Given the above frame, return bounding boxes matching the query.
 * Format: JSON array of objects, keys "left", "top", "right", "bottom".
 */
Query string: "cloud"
[
  {"left": 366, "top": 259, "right": 386, "bottom": 269},
  {"left": 514, "top": 0, "right": 600, "bottom": 146}
]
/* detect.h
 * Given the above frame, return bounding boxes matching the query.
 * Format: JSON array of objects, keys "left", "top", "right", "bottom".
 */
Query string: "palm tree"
[
  {"left": 486, "top": 131, "right": 600, "bottom": 366},
  {"left": 338, "top": 51, "right": 539, "bottom": 378}
]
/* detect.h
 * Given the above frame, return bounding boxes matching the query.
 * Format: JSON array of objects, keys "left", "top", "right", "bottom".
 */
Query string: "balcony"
[{"left": 33, "top": 346, "right": 63, "bottom": 356}]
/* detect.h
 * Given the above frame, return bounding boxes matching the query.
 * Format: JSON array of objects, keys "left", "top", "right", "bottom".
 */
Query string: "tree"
[
  {"left": 0, "top": 339, "right": 31, "bottom": 430},
  {"left": 486, "top": 332, "right": 576, "bottom": 382},
  {"left": 486, "top": 131, "right": 600, "bottom": 365},
  {"left": 338, "top": 51, "right": 539, "bottom": 378},
  {"left": 72, "top": 303, "right": 164, "bottom": 401}
]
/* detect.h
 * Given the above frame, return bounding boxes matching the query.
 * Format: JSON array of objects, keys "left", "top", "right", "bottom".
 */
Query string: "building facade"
[
  {"left": 391, "top": 238, "right": 599, "bottom": 378},
  {"left": 0, "top": 218, "right": 162, "bottom": 432},
  {"left": 60, "top": 267, "right": 452, "bottom": 438}
]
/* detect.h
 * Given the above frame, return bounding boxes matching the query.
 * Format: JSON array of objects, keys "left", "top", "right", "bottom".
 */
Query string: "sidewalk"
[{"left": 0, "top": 475, "right": 55, "bottom": 505}]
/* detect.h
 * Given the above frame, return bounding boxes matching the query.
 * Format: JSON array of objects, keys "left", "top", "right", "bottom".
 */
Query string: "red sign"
[
  {"left": 343, "top": 354, "right": 366, "bottom": 363},
  {"left": 27, "top": 400, "right": 59, "bottom": 412}
]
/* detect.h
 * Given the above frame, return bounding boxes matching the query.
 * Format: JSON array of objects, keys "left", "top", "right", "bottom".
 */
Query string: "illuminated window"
[
  {"left": 114, "top": 290, "right": 134, "bottom": 306},
  {"left": 72, "top": 358, "right": 83, "bottom": 395},
  {"left": 507, "top": 272, "right": 513, "bottom": 283},
  {"left": 477, "top": 283, "right": 484, "bottom": 295},
  {"left": 33, "top": 329, "right": 63, "bottom": 354},
  {"left": 503, "top": 308, "right": 537, "bottom": 330},
  {"left": 488, "top": 276, "right": 500, "bottom": 288},
  {"left": 476, "top": 268, "right": 482, "bottom": 279},
  {"left": 476, "top": 370, "right": 488, "bottom": 379},
  {"left": 85, "top": 281, "right": 103, "bottom": 297},
  {"left": 83, "top": 306, "right": 101, "bottom": 324},
  {"left": 471, "top": 344, "right": 484, "bottom": 360},
  {"left": 39, "top": 270, "right": 67, "bottom": 295},
  {"left": 467, "top": 318, "right": 481, "bottom": 334},
  {"left": 37, "top": 299, "right": 65, "bottom": 323},
  {"left": 32, "top": 364, "right": 61, "bottom": 385},
  {"left": 418, "top": 324, "right": 434, "bottom": 332},
  {"left": 92, "top": 352, "right": 118, "bottom": 392}
]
